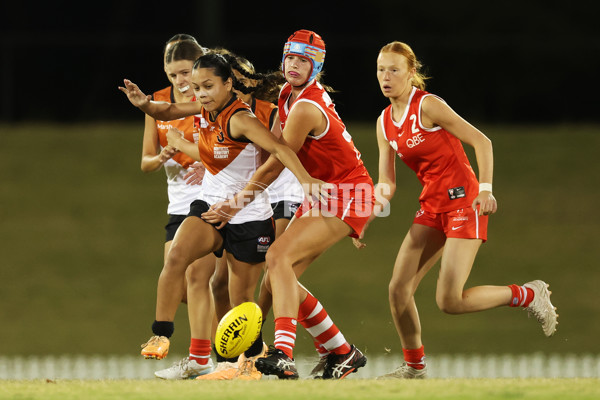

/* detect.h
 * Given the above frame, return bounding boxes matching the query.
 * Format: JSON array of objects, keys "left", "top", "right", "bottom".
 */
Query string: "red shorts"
[
  {"left": 295, "top": 182, "right": 374, "bottom": 238},
  {"left": 413, "top": 207, "right": 488, "bottom": 242}
]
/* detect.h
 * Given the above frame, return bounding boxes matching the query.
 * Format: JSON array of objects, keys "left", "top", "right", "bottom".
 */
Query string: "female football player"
[
  {"left": 359, "top": 41, "right": 558, "bottom": 379},
  {"left": 194, "top": 51, "right": 305, "bottom": 381},
  {"left": 202, "top": 30, "right": 374, "bottom": 380},
  {"left": 137, "top": 38, "right": 218, "bottom": 370},
  {"left": 119, "top": 52, "right": 324, "bottom": 379}
]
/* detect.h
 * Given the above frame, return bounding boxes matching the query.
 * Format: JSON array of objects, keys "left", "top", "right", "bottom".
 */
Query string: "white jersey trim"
[
  {"left": 417, "top": 93, "right": 444, "bottom": 133},
  {"left": 390, "top": 86, "right": 417, "bottom": 127},
  {"left": 288, "top": 98, "right": 330, "bottom": 140}
]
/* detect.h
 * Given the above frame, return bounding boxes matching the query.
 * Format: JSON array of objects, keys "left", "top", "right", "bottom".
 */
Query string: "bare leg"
[
  {"left": 389, "top": 224, "right": 445, "bottom": 349},
  {"left": 436, "top": 238, "right": 512, "bottom": 314},
  {"left": 257, "top": 217, "right": 292, "bottom": 317},
  {"left": 265, "top": 210, "right": 352, "bottom": 323},
  {"left": 227, "top": 255, "right": 264, "bottom": 307},
  {"left": 156, "top": 216, "right": 223, "bottom": 321},
  {"left": 211, "top": 254, "right": 231, "bottom": 321},
  {"left": 164, "top": 240, "right": 189, "bottom": 304},
  {"left": 186, "top": 253, "right": 218, "bottom": 340}
]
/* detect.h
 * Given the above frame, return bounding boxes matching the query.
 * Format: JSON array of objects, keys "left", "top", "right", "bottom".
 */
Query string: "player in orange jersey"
[
  {"left": 194, "top": 51, "right": 304, "bottom": 381},
  {"left": 203, "top": 30, "right": 373, "bottom": 380},
  {"left": 357, "top": 41, "right": 558, "bottom": 379},
  {"left": 137, "top": 38, "right": 220, "bottom": 378},
  {"left": 119, "top": 52, "right": 325, "bottom": 380}
]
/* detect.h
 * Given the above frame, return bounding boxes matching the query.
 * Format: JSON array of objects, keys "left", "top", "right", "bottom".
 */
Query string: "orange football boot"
[{"left": 141, "top": 336, "right": 170, "bottom": 360}]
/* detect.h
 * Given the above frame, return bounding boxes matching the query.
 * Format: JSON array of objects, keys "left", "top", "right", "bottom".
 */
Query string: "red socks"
[
  {"left": 508, "top": 284, "right": 534, "bottom": 307},
  {"left": 403, "top": 345, "right": 425, "bottom": 370},
  {"left": 298, "top": 293, "right": 351, "bottom": 356},
  {"left": 189, "top": 338, "right": 212, "bottom": 365},
  {"left": 274, "top": 317, "right": 297, "bottom": 359}
]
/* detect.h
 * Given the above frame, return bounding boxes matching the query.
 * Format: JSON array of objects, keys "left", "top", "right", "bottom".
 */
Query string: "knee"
[
  {"left": 185, "top": 264, "right": 209, "bottom": 288},
  {"left": 388, "top": 279, "right": 411, "bottom": 310},
  {"left": 435, "top": 292, "right": 462, "bottom": 314},
  {"left": 265, "top": 243, "right": 288, "bottom": 272},
  {"left": 210, "top": 269, "right": 228, "bottom": 297},
  {"left": 164, "top": 243, "right": 188, "bottom": 274}
]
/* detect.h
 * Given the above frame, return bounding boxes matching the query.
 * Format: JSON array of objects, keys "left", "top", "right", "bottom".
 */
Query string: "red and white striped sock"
[
  {"left": 189, "top": 338, "right": 212, "bottom": 365},
  {"left": 274, "top": 317, "right": 297, "bottom": 359},
  {"left": 403, "top": 345, "right": 426, "bottom": 370},
  {"left": 508, "top": 284, "right": 534, "bottom": 307},
  {"left": 298, "top": 292, "right": 351, "bottom": 356}
]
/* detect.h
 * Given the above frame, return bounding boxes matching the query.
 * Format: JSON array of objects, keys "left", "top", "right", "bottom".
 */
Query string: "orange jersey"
[
  {"left": 152, "top": 86, "right": 202, "bottom": 215},
  {"left": 250, "top": 98, "right": 277, "bottom": 131},
  {"left": 380, "top": 87, "right": 479, "bottom": 213},
  {"left": 194, "top": 96, "right": 272, "bottom": 224},
  {"left": 153, "top": 87, "right": 197, "bottom": 169}
]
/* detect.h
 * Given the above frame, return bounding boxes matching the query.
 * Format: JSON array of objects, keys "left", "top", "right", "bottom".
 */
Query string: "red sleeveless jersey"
[
  {"left": 380, "top": 87, "right": 479, "bottom": 212},
  {"left": 278, "top": 81, "right": 372, "bottom": 186},
  {"left": 152, "top": 86, "right": 196, "bottom": 169}
]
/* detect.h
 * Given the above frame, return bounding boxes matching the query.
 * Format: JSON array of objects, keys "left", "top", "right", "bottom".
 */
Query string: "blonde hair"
[{"left": 379, "top": 41, "right": 429, "bottom": 90}]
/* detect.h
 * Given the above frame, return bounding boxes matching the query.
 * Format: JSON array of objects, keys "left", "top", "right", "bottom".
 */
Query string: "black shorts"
[
  {"left": 188, "top": 200, "right": 275, "bottom": 264},
  {"left": 165, "top": 214, "right": 187, "bottom": 242},
  {"left": 271, "top": 201, "right": 301, "bottom": 221}
]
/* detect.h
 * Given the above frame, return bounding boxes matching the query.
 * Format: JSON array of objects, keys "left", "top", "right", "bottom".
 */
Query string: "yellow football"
[{"left": 215, "top": 302, "right": 263, "bottom": 358}]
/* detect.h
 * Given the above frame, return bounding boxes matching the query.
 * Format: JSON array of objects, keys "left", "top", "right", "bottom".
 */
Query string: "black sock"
[
  {"left": 213, "top": 343, "right": 239, "bottom": 363},
  {"left": 151, "top": 320, "right": 174, "bottom": 338},
  {"left": 244, "top": 331, "right": 264, "bottom": 358}
]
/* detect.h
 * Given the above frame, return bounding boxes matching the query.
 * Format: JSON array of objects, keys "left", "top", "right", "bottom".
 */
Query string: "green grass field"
[
  {"left": 1, "top": 379, "right": 599, "bottom": 400},
  {"left": 0, "top": 122, "right": 599, "bottom": 359}
]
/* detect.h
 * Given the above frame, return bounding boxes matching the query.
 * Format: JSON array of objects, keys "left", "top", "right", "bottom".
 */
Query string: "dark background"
[{"left": 1, "top": 0, "right": 598, "bottom": 124}]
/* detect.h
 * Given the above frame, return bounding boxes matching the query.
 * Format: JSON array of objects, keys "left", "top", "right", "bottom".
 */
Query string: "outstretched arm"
[{"left": 118, "top": 79, "right": 202, "bottom": 120}]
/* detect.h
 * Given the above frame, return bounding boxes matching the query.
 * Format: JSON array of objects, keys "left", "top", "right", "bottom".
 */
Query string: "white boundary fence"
[{"left": 1, "top": 353, "right": 599, "bottom": 380}]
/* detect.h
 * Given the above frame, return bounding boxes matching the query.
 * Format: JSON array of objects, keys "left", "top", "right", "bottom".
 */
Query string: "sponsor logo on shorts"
[{"left": 258, "top": 236, "right": 270, "bottom": 245}]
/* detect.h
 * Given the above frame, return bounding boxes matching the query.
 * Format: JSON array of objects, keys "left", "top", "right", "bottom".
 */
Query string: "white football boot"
[
  {"left": 376, "top": 363, "right": 428, "bottom": 379},
  {"left": 523, "top": 280, "right": 558, "bottom": 337},
  {"left": 154, "top": 357, "right": 214, "bottom": 380}
]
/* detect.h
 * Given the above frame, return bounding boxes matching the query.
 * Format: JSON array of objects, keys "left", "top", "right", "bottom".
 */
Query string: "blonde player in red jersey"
[
  {"left": 119, "top": 52, "right": 326, "bottom": 380},
  {"left": 203, "top": 30, "right": 374, "bottom": 380},
  {"left": 358, "top": 41, "right": 558, "bottom": 379}
]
